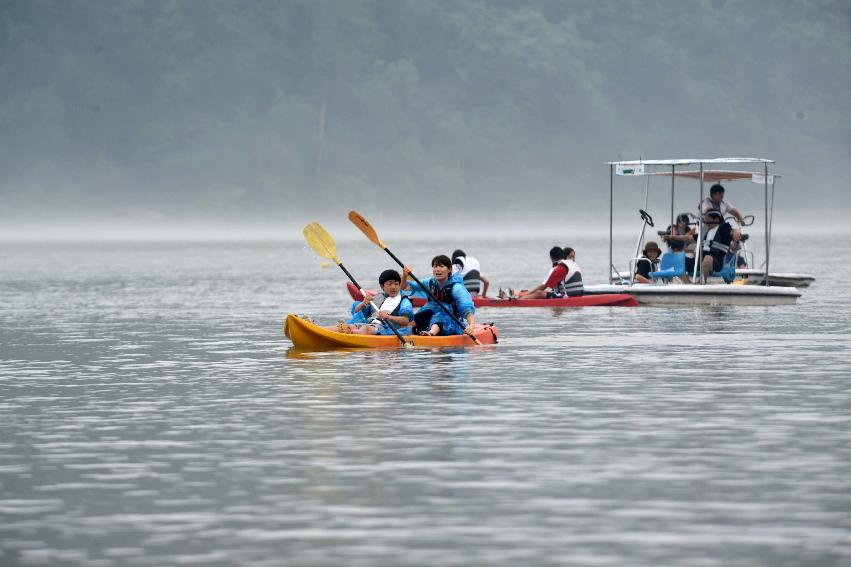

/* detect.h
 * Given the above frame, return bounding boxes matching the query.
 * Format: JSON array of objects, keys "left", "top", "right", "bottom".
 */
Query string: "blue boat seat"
[
  {"left": 711, "top": 253, "right": 738, "bottom": 284},
  {"left": 649, "top": 252, "right": 685, "bottom": 281}
]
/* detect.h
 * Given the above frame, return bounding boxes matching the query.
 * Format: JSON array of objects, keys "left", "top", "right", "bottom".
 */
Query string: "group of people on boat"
[{"left": 634, "top": 183, "right": 747, "bottom": 284}]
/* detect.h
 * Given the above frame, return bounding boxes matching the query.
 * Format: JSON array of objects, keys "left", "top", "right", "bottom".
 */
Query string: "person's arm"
[
  {"left": 668, "top": 231, "right": 693, "bottom": 243},
  {"left": 634, "top": 259, "right": 652, "bottom": 283},
  {"left": 729, "top": 206, "right": 744, "bottom": 224},
  {"left": 452, "top": 284, "right": 476, "bottom": 333},
  {"left": 480, "top": 275, "right": 490, "bottom": 297},
  {"left": 518, "top": 265, "right": 565, "bottom": 298},
  {"left": 401, "top": 266, "right": 427, "bottom": 293},
  {"left": 379, "top": 312, "right": 411, "bottom": 326},
  {"left": 516, "top": 283, "right": 547, "bottom": 298},
  {"left": 353, "top": 292, "right": 374, "bottom": 313},
  {"left": 378, "top": 297, "right": 413, "bottom": 327},
  {"left": 464, "top": 312, "right": 475, "bottom": 335},
  {"left": 453, "top": 285, "right": 475, "bottom": 318},
  {"left": 729, "top": 228, "right": 743, "bottom": 252}
]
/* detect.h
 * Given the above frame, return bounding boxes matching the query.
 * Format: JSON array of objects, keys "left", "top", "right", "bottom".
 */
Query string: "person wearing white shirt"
[
  {"left": 700, "top": 183, "right": 744, "bottom": 224},
  {"left": 451, "top": 249, "right": 490, "bottom": 297}
]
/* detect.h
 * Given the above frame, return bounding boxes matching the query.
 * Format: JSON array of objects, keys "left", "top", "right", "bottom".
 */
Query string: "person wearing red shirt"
[{"left": 515, "top": 247, "right": 570, "bottom": 300}]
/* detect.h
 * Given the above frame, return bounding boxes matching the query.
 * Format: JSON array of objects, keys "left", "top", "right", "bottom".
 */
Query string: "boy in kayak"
[
  {"left": 341, "top": 269, "right": 414, "bottom": 335},
  {"left": 401, "top": 255, "right": 477, "bottom": 337}
]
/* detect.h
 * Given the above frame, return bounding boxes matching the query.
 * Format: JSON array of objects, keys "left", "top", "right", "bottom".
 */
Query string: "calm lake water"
[{"left": 1, "top": 234, "right": 849, "bottom": 566}]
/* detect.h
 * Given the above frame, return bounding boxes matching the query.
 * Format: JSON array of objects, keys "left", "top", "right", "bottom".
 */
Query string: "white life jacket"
[
  {"left": 558, "top": 259, "right": 584, "bottom": 296},
  {"left": 366, "top": 293, "right": 403, "bottom": 325},
  {"left": 703, "top": 223, "right": 735, "bottom": 256}
]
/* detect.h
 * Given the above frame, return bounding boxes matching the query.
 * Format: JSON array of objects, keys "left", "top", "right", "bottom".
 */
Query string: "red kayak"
[{"left": 346, "top": 283, "right": 637, "bottom": 308}]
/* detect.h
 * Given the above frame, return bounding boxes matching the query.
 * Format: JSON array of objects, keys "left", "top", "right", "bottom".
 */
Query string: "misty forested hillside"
[{"left": 2, "top": 0, "right": 849, "bottom": 221}]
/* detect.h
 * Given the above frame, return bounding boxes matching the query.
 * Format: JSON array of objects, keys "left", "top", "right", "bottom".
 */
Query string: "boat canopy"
[{"left": 606, "top": 157, "right": 773, "bottom": 166}]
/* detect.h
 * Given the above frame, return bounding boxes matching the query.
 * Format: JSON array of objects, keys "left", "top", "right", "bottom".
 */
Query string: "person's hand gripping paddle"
[
  {"left": 302, "top": 222, "right": 410, "bottom": 347},
  {"left": 347, "top": 211, "right": 482, "bottom": 345}
]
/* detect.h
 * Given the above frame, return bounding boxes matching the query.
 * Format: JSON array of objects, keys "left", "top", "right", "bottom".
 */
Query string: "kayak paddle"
[
  {"left": 302, "top": 222, "right": 410, "bottom": 347},
  {"left": 347, "top": 210, "right": 482, "bottom": 345}
]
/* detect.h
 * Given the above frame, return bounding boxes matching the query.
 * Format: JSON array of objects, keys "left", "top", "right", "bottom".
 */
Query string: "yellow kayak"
[{"left": 284, "top": 314, "right": 499, "bottom": 349}]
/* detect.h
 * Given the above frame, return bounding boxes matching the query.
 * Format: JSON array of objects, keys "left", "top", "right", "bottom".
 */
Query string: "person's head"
[
  {"left": 451, "top": 249, "right": 465, "bottom": 261},
  {"left": 710, "top": 183, "right": 725, "bottom": 203},
  {"left": 704, "top": 209, "right": 723, "bottom": 226},
  {"left": 563, "top": 247, "right": 576, "bottom": 261},
  {"left": 378, "top": 269, "right": 401, "bottom": 296},
  {"left": 676, "top": 213, "right": 690, "bottom": 227},
  {"left": 643, "top": 241, "right": 662, "bottom": 258},
  {"left": 549, "top": 246, "right": 565, "bottom": 262},
  {"left": 431, "top": 254, "right": 452, "bottom": 280}
]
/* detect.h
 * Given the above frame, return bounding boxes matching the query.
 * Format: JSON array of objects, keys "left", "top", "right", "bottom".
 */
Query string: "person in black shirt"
[{"left": 634, "top": 241, "right": 661, "bottom": 283}]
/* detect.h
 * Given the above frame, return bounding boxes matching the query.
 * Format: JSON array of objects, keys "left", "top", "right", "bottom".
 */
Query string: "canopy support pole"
[
  {"left": 670, "top": 165, "right": 675, "bottom": 231},
  {"left": 609, "top": 164, "right": 614, "bottom": 283},
  {"left": 764, "top": 162, "right": 770, "bottom": 286},
  {"left": 693, "top": 163, "right": 705, "bottom": 282}
]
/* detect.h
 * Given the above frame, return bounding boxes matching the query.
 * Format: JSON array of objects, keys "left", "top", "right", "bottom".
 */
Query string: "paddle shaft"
[
  {"left": 336, "top": 261, "right": 408, "bottom": 345},
  {"left": 384, "top": 248, "right": 481, "bottom": 345}
]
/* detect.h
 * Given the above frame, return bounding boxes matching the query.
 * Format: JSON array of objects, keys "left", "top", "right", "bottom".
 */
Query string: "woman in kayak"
[
  {"left": 339, "top": 269, "right": 414, "bottom": 335},
  {"left": 401, "top": 255, "right": 476, "bottom": 337}
]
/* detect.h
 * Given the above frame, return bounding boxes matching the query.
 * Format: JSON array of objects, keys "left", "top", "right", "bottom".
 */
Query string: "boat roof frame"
[{"left": 606, "top": 157, "right": 774, "bottom": 166}]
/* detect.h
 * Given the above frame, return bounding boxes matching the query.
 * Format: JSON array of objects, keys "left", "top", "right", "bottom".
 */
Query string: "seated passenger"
[
  {"left": 634, "top": 241, "right": 661, "bottom": 284},
  {"left": 660, "top": 213, "right": 697, "bottom": 282},
  {"left": 451, "top": 249, "right": 490, "bottom": 297},
  {"left": 512, "top": 246, "right": 574, "bottom": 300},
  {"left": 560, "top": 247, "right": 584, "bottom": 296},
  {"left": 341, "top": 269, "right": 413, "bottom": 335},
  {"left": 662, "top": 213, "right": 696, "bottom": 252},
  {"left": 700, "top": 209, "right": 742, "bottom": 283},
  {"left": 401, "top": 255, "right": 476, "bottom": 337}
]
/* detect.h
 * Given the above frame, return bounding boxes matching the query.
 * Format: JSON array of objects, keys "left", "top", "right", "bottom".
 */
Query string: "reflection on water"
[{"left": 1, "top": 238, "right": 849, "bottom": 566}]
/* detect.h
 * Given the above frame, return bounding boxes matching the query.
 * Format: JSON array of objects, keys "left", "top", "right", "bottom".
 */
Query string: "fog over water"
[{"left": 2, "top": 0, "right": 850, "bottom": 235}]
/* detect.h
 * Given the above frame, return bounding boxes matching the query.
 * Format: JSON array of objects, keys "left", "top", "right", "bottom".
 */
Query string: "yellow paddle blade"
[
  {"left": 348, "top": 210, "right": 385, "bottom": 249},
  {"left": 303, "top": 222, "right": 341, "bottom": 264}
]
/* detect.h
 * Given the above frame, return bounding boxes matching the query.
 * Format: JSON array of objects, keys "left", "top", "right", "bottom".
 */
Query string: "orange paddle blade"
[{"left": 348, "top": 210, "right": 385, "bottom": 249}]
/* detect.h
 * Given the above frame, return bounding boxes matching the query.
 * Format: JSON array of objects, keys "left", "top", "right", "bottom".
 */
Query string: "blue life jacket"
[{"left": 428, "top": 279, "right": 460, "bottom": 315}]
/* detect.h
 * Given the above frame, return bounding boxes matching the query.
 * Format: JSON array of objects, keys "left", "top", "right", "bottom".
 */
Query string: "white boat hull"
[
  {"left": 588, "top": 283, "right": 801, "bottom": 306},
  {"left": 736, "top": 270, "right": 815, "bottom": 288}
]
